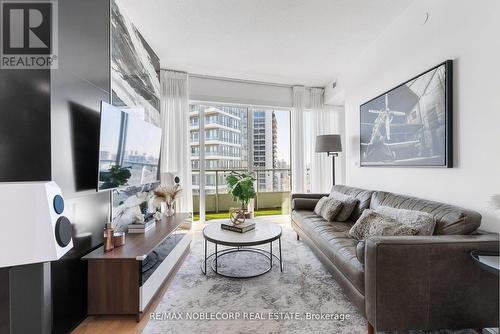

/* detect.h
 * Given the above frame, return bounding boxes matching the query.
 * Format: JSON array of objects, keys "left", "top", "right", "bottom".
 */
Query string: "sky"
[{"left": 274, "top": 110, "right": 290, "bottom": 164}]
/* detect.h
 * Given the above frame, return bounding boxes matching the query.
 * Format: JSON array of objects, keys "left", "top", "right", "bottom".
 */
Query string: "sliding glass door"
[{"left": 190, "top": 104, "right": 290, "bottom": 222}]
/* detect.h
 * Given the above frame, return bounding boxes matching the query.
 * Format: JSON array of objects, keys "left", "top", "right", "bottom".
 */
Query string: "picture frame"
[{"left": 359, "top": 60, "right": 453, "bottom": 167}]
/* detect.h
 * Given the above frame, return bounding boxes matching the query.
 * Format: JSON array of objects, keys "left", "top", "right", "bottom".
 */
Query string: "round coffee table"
[{"left": 202, "top": 221, "right": 283, "bottom": 278}]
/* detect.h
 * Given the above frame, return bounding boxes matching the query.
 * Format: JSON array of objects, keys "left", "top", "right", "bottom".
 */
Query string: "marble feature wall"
[
  {"left": 110, "top": 0, "right": 162, "bottom": 227},
  {"left": 112, "top": 182, "right": 159, "bottom": 231},
  {"left": 111, "top": 0, "right": 161, "bottom": 126}
]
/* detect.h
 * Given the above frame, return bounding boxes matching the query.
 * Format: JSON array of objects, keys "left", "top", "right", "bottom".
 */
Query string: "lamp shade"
[{"left": 315, "top": 134, "right": 342, "bottom": 153}]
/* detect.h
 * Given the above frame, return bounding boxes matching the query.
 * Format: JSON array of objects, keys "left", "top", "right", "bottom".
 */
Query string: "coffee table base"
[{"left": 201, "top": 240, "right": 283, "bottom": 278}]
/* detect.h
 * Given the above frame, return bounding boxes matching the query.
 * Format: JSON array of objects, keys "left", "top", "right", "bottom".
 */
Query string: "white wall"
[{"left": 342, "top": 0, "right": 500, "bottom": 232}]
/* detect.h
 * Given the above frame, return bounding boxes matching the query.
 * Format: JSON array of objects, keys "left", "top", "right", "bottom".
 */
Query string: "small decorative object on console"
[
  {"left": 113, "top": 232, "right": 126, "bottom": 247},
  {"left": 132, "top": 211, "right": 145, "bottom": 224},
  {"left": 221, "top": 220, "right": 255, "bottom": 233},
  {"left": 153, "top": 211, "right": 162, "bottom": 221},
  {"left": 128, "top": 219, "right": 155, "bottom": 234},
  {"left": 104, "top": 223, "right": 114, "bottom": 252},
  {"left": 153, "top": 184, "right": 182, "bottom": 217},
  {"left": 179, "top": 216, "right": 192, "bottom": 230}
]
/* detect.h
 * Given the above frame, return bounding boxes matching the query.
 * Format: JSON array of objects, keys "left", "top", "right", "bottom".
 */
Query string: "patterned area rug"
[{"left": 143, "top": 216, "right": 477, "bottom": 334}]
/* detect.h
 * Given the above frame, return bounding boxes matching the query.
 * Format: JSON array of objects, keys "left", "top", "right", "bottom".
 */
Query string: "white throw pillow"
[
  {"left": 328, "top": 191, "right": 359, "bottom": 222},
  {"left": 349, "top": 209, "right": 419, "bottom": 240},
  {"left": 374, "top": 206, "right": 436, "bottom": 235},
  {"left": 320, "top": 198, "right": 344, "bottom": 222},
  {"left": 314, "top": 197, "right": 328, "bottom": 216}
]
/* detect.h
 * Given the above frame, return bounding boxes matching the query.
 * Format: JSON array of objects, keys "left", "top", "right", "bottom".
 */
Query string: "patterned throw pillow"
[
  {"left": 374, "top": 206, "right": 436, "bottom": 235},
  {"left": 349, "top": 209, "right": 419, "bottom": 240},
  {"left": 320, "top": 198, "right": 344, "bottom": 222},
  {"left": 329, "top": 191, "right": 359, "bottom": 221},
  {"left": 314, "top": 197, "right": 329, "bottom": 216}
]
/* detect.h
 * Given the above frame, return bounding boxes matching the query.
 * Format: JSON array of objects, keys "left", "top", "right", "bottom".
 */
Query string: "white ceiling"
[{"left": 119, "top": 0, "right": 413, "bottom": 87}]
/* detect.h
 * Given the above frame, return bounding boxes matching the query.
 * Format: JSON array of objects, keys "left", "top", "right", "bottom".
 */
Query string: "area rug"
[{"left": 143, "top": 217, "right": 477, "bottom": 334}]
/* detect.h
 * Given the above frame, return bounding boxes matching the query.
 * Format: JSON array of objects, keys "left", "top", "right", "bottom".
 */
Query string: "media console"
[{"left": 82, "top": 213, "right": 192, "bottom": 320}]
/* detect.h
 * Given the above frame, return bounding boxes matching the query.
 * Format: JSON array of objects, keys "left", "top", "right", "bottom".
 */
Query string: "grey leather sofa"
[{"left": 291, "top": 185, "right": 499, "bottom": 333}]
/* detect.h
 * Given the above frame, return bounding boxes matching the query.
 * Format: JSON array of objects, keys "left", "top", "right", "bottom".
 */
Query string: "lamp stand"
[{"left": 328, "top": 152, "right": 338, "bottom": 185}]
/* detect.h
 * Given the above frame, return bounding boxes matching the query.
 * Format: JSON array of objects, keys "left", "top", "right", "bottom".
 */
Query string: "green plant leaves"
[
  {"left": 225, "top": 171, "right": 256, "bottom": 207},
  {"left": 100, "top": 165, "right": 132, "bottom": 188}
]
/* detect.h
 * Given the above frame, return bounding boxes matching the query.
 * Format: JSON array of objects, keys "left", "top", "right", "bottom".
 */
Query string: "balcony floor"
[{"left": 193, "top": 208, "right": 286, "bottom": 221}]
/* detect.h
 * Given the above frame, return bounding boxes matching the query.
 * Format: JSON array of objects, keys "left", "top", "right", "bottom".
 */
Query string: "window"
[
  {"left": 190, "top": 104, "right": 291, "bottom": 221},
  {"left": 190, "top": 131, "right": 199, "bottom": 142}
]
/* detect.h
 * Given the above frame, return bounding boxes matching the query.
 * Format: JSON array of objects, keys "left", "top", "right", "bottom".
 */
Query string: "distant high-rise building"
[
  {"left": 190, "top": 105, "right": 279, "bottom": 194},
  {"left": 252, "top": 110, "right": 277, "bottom": 191},
  {"left": 190, "top": 105, "right": 248, "bottom": 194}
]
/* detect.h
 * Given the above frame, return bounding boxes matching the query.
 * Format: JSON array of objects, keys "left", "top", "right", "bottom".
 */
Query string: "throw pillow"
[
  {"left": 320, "top": 198, "right": 344, "bottom": 222},
  {"left": 313, "top": 197, "right": 328, "bottom": 216},
  {"left": 329, "top": 191, "right": 359, "bottom": 221},
  {"left": 374, "top": 206, "right": 436, "bottom": 235},
  {"left": 349, "top": 209, "right": 419, "bottom": 240}
]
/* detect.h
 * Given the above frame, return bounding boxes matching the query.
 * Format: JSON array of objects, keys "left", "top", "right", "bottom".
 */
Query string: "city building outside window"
[{"left": 190, "top": 104, "right": 290, "bottom": 220}]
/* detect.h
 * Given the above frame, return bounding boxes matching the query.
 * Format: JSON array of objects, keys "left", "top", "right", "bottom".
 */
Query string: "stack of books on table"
[
  {"left": 128, "top": 220, "right": 155, "bottom": 234},
  {"left": 221, "top": 221, "right": 255, "bottom": 233}
]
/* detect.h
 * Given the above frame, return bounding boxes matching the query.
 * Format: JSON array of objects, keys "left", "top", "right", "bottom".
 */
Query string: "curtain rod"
[
  {"left": 189, "top": 73, "right": 296, "bottom": 89},
  {"left": 160, "top": 68, "right": 188, "bottom": 75},
  {"left": 160, "top": 69, "right": 323, "bottom": 90}
]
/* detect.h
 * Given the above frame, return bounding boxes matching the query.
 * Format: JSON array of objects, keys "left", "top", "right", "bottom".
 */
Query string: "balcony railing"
[{"left": 192, "top": 168, "right": 291, "bottom": 214}]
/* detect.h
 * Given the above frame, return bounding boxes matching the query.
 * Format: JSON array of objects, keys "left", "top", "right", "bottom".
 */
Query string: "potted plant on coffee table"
[{"left": 226, "top": 171, "right": 256, "bottom": 225}]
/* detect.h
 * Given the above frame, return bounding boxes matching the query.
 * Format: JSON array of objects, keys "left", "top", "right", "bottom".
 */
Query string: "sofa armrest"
[
  {"left": 291, "top": 193, "right": 328, "bottom": 211},
  {"left": 291, "top": 198, "right": 319, "bottom": 211},
  {"left": 365, "top": 234, "right": 499, "bottom": 331},
  {"left": 291, "top": 193, "right": 328, "bottom": 200}
]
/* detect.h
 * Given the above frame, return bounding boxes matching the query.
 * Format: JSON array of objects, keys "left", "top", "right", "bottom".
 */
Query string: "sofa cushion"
[
  {"left": 330, "top": 185, "right": 374, "bottom": 221},
  {"left": 320, "top": 198, "right": 344, "bottom": 222},
  {"left": 292, "top": 214, "right": 365, "bottom": 293},
  {"left": 328, "top": 191, "right": 358, "bottom": 222},
  {"left": 374, "top": 205, "right": 436, "bottom": 235},
  {"left": 291, "top": 210, "right": 318, "bottom": 224},
  {"left": 349, "top": 209, "right": 419, "bottom": 240},
  {"left": 313, "top": 197, "right": 329, "bottom": 216},
  {"left": 370, "top": 191, "right": 482, "bottom": 235}
]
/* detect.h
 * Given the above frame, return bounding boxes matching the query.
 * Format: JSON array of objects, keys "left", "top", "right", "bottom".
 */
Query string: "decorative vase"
[
  {"left": 165, "top": 202, "right": 175, "bottom": 217},
  {"left": 229, "top": 207, "right": 246, "bottom": 225}
]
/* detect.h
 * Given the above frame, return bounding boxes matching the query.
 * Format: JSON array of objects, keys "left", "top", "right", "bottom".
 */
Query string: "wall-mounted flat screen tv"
[
  {"left": 360, "top": 60, "right": 453, "bottom": 167},
  {"left": 97, "top": 102, "right": 162, "bottom": 191}
]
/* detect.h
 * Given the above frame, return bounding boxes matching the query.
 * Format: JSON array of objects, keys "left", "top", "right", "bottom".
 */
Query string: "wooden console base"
[
  {"left": 88, "top": 259, "right": 140, "bottom": 316},
  {"left": 73, "top": 247, "right": 190, "bottom": 334},
  {"left": 83, "top": 214, "right": 192, "bottom": 321}
]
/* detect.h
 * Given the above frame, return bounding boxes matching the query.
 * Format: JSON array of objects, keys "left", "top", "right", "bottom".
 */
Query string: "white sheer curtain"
[
  {"left": 291, "top": 86, "right": 306, "bottom": 193},
  {"left": 309, "top": 88, "right": 338, "bottom": 193},
  {"left": 159, "top": 70, "right": 193, "bottom": 213}
]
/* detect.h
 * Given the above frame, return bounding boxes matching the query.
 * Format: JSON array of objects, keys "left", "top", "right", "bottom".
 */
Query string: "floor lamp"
[{"left": 315, "top": 134, "right": 342, "bottom": 185}]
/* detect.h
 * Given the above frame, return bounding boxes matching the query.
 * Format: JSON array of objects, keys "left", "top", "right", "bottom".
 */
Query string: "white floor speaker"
[{"left": 0, "top": 181, "right": 73, "bottom": 267}]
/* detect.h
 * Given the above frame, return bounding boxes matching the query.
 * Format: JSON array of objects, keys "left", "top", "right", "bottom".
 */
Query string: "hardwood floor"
[{"left": 72, "top": 248, "right": 189, "bottom": 334}]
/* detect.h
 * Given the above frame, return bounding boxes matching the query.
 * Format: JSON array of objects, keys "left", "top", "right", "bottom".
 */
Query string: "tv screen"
[{"left": 97, "top": 102, "right": 162, "bottom": 191}]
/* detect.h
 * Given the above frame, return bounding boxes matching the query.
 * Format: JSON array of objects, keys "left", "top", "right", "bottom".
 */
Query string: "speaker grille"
[{"left": 55, "top": 216, "right": 72, "bottom": 247}]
